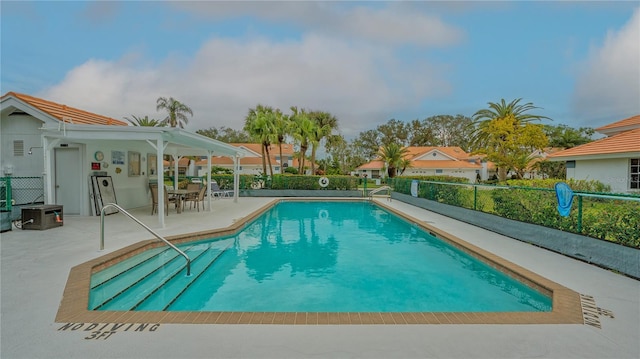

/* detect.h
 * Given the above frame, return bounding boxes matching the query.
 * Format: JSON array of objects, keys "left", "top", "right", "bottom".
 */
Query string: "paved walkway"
[{"left": 1, "top": 197, "right": 638, "bottom": 358}]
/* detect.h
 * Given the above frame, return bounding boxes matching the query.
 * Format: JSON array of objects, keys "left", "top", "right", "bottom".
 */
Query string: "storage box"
[{"left": 21, "top": 205, "right": 63, "bottom": 230}]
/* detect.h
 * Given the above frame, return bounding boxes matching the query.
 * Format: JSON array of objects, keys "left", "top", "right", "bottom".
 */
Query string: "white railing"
[
  {"left": 368, "top": 186, "right": 392, "bottom": 200},
  {"left": 99, "top": 203, "right": 191, "bottom": 276}
]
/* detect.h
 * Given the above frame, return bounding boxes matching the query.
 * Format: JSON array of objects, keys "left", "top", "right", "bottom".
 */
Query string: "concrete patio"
[{"left": 1, "top": 197, "right": 638, "bottom": 358}]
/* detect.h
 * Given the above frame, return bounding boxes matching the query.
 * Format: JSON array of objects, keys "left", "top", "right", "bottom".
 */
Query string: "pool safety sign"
[{"left": 57, "top": 322, "right": 160, "bottom": 340}]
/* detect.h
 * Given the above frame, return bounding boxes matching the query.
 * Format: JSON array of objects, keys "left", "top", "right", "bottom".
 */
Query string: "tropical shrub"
[{"left": 284, "top": 167, "right": 299, "bottom": 174}]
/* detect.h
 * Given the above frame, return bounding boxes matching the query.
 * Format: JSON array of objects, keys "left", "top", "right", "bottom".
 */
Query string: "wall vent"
[{"left": 13, "top": 140, "right": 24, "bottom": 157}]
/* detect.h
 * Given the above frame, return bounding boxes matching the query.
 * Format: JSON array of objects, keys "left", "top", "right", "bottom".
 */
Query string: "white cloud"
[
  {"left": 573, "top": 7, "right": 640, "bottom": 125},
  {"left": 40, "top": 34, "right": 450, "bottom": 137},
  {"left": 171, "top": 1, "right": 464, "bottom": 47}
]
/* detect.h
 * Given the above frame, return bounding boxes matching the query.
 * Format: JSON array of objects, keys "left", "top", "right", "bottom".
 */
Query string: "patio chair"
[
  {"left": 210, "top": 181, "right": 233, "bottom": 198},
  {"left": 186, "top": 185, "right": 207, "bottom": 211},
  {"left": 184, "top": 183, "right": 200, "bottom": 204},
  {"left": 150, "top": 184, "right": 176, "bottom": 215}
]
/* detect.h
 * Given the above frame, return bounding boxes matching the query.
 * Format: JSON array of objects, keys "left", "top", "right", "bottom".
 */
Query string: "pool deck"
[{"left": 1, "top": 197, "right": 639, "bottom": 358}]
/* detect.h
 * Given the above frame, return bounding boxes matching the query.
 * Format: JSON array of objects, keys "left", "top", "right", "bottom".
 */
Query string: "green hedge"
[
  {"left": 393, "top": 177, "right": 640, "bottom": 248},
  {"left": 207, "top": 174, "right": 359, "bottom": 191},
  {"left": 504, "top": 178, "right": 612, "bottom": 192},
  {"left": 392, "top": 176, "right": 471, "bottom": 207}
]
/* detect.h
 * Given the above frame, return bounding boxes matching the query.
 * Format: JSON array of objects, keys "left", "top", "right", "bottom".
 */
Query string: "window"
[
  {"left": 631, "top": 158, "right": 639, "bottom": 189},
  {"left": 566, "top": 161, "right": 576, "bottom": 168},
  {"left": 435, "top": 169, "right": 443, "bottom": 174}
]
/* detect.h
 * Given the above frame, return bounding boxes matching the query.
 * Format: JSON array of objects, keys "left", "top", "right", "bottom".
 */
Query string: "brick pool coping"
[{"left": 56, "top": 199, "right": 584, "bottom": 325}]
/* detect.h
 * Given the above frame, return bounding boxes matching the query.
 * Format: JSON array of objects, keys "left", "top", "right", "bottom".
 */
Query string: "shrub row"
[
  {"left": 392, "top": 177, "right": 640, "bottom": 248},
  {"left": 206, "top": 174, "right": 360, "bottom": 191}
]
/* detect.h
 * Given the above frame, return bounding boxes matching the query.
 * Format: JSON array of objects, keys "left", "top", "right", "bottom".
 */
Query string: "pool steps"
[
  {"left": 138, "top": 241, "right": 235, "bottom": 311},
  {"left": 100, "top": 247, "right": 209, "bottom": 311},
  {"left": 90, "top": 246, "right": 170, "bottom": 288},
  {"left": 91, "top": 246, "right": 199, "bottom": 310},
  {"left": 89, "top": 239, "right": 234, "bottom": 311}
]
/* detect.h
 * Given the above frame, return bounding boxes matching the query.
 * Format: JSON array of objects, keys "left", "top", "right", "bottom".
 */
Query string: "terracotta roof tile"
[
  {"left": 595, "top": 114, "right": 640, "bottom": 132},
  {"left": 232, "top": 143, "right": 295, "bottom": 155},
  {"left": 163, "top": 157, "right": 193, "bottom": 166},
  {"left": 195, "top": 156, "right": 278, "bottom": 166},
  {"left": 357, "top": 147, "right": 487, "bottom": 171},
  {"left": 2, "top": 91, "right": 128, "bottom": 126},
  {"left": 548, "top": 128, "right": 640, "bottom": 159},
  {"left": 410, "top": 160, "right": 482, "bottom": 169},
  {"left": 401, "top": 146, "right": 470, "bottom": 161},
  {"left": 356, "top": 160, "right": 385, "bottom": 170}
]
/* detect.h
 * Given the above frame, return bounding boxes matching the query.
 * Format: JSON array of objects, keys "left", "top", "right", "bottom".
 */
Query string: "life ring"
[
  {"left": 318, "top": 176, "right": 329, "bottom": 188},
  {"left": 319, "top": 209, "right": 329, "bottom": 219}
]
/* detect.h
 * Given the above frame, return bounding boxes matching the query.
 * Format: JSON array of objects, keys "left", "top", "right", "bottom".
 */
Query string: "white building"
[
  {"left": 548, "top": 115, "right": 640, "bottom": 193},
  {"left": 355, "top": 146, "right": 494, "bottom": 183},
  {"left": 1, "top": 92, "right": 245, "bottom": 226}
]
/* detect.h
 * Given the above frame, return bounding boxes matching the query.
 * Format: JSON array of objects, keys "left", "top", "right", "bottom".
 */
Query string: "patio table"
[{"left": 167, "top": 189, "right": 200, "bottom": 213}]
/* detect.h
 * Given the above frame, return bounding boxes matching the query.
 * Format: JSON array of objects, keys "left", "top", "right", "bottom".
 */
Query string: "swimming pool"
[{"left": 88, "top": 201, "right": 550, "bottom": 313}]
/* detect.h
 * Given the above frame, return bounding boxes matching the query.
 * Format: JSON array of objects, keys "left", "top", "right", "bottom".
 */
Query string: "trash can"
[{"left": 21, "top": 205, "right": 63, "bottom": 230}]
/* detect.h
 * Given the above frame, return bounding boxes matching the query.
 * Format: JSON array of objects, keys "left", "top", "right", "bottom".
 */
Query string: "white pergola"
[{"left": 40, "top": 124, "right": 246, "bottom": 227}]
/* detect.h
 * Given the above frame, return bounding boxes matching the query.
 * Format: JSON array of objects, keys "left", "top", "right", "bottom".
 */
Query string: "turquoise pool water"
[{"left": 90, "top": 201, "right": 552, "bottom": 312}]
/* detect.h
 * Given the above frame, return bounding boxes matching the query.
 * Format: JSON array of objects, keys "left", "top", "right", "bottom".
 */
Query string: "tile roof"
[
  {"left": 195, "top": 156, "right": 278, "bottom": 166},
  {"left": 1, "top": 91, "right": 127, "bottom": 126},
  {"left": 163, "top": 157, "right": 192, "bottom": 166},
  {"left": 410, "top": 160, "right": 481, "bottom": 169},
  {"left": 195, "top": 155, "right": 316, "bottom": 171},
  {"left": 355, "top": 147, "right": 486, "bottom": 171},
  {"left": 548, "top": 128, "right": 640, "bottom": 159},
  {"left": 232, "top": 143, "right": 295, "bottom": 155},
  {"left": 356, "top": 160, "right": 385, "bottom": 170},
  {"left": 595, "top": 114, "right": 640, "bottom": 132},
  {"left": 404, "top": 146, "right": 470, "bottom": 160}
]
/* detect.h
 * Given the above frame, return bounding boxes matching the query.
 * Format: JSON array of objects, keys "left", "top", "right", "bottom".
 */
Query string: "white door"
[{"left": 55, "top": 148, "right": 81, "bottom": 215}]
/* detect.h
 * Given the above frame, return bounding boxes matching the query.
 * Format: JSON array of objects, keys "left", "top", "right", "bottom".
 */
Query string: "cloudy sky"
[{"left": 1, "top": 1, "right": 638, "bottom": 138}]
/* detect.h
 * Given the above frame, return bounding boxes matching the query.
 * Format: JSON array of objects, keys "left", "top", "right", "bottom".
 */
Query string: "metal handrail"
[
  {"left": 575, "top": 192, "right": 640, "bottom": 202},
  {"left": 99, "top": 203, "right": 191, "bottom": 276},
  {"left": 368, "top": 186, "right": 392, "bottom": 199}
]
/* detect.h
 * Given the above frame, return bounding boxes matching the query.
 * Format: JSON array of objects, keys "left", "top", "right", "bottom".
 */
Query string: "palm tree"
[
  {"left": 124, "top": 115, "right": 164, "bottom": 127},
  {"left": 511, "top": 152, "right": 539, "bottom": 179},
  {"left": 308, "top": 111, "right": 338, "bottom": 175},
  {"left": 272, "top": 109, "right": 290, "bottom": 174},
  {"left": 289, "top": 106, "right": 315, "bottom": 174},
  {"left": 379, "top": 143, "right": 409, "bottom": 178},
  {"left": 472, "top": 98, "right": 550, "bottom": 181},
  {"left": 244, "top": 105, "right": 277, "bottom": 176},
  {"left": 156, "top": 96, "right": 193, "bottom": 128},
  {"left": 398, "top": 157, "right": 412, "bottom": 176}
]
